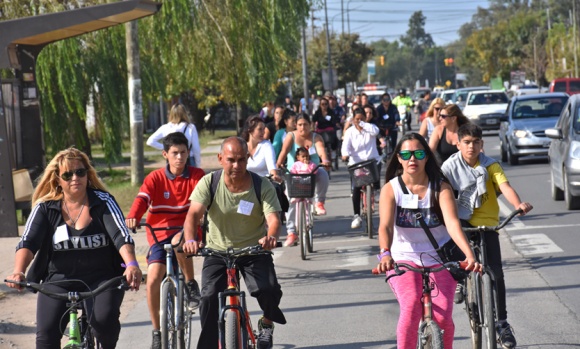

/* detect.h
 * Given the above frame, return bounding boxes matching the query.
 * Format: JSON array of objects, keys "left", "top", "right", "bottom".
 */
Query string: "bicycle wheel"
[
  {"left": 160, "top": 282, "right": 178, "bottom": 349},
  {"left": 466, "top": 273, "right": 482, "bottom": 349},
  {"left": 306, "top": 203, "right": 314, "bottom": 253},
  {"left": 225, "top": 310, "right": 241, "bottom": 349},
  {"left": 482, "top": 273, "right": 497, "bottom": 349},
  {"left": 178, "top": 281, "right": 192, "bottom": 349},
  {"left": 366, "top": 186, "right": 373, "bottom": 239},
  {"left": 418, "top": 320, "right": 444, "bottom": 349},
  {"left": 298, "top": 201, "right": 307, "bottom": 260}
]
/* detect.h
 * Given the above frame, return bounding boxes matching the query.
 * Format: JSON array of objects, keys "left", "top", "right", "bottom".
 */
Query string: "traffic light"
[
  {"left": 380, "top": 55, "right": 385, "bottom": 66},
  {"left": 444, "top": 57, "right": 454, "bottom": 66}
]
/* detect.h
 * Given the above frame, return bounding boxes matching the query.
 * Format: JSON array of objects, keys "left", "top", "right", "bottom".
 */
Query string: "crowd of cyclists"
[{"left": 5, "top": 88, "right": 533, "bottom": 349}]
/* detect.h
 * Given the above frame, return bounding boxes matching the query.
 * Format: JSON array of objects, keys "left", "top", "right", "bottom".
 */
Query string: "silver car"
[
  {"left": 546, "top": 93, "right": 580, "bottom": 209},
  {"left": 499, "top": 93, "right": 568, "bottom": 165}
]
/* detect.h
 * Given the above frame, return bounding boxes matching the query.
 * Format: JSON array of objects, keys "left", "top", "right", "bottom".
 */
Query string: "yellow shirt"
[{"left": 468, "top": 161, "right": 508, "bottom": 227}]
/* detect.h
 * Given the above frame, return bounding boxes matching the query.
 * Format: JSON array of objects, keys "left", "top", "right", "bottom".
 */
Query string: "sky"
[{"left": 312, "top": 0, "right": 491, "bottom": 46}]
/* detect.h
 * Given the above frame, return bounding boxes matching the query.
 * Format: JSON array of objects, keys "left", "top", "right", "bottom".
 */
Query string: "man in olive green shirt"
[{"left": 182, "top": 136, "right": 285, "bottom": 349}]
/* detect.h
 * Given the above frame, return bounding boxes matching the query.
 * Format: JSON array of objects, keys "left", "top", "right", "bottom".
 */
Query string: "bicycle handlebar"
[
  {"left": 135, "top": 223, "right": 184, "bottom": 248},
  {"left": 4, "top": 275, "right": 130, "bottom": 301},
  {"left": 187, "top": 243, "right": 282, "bottom": 258},
  {"left": 372, "top": 261, "right": 469, "bottom": 281},
  {"left": 462, "top": 209, "right": 523, "bottom": 234},
  {"left": 279, "top": 164, "right": 325, "bottom": 176}
]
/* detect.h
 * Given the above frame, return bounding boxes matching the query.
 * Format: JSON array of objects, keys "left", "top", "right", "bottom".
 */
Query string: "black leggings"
[
  {"left": 36, "top": 281, "right": 125, "bottom": 349},
  {"left": 197, "top": 254, "right": 286, "bottom": 349},
  {"left": 319, "top": 130, "right": 338, "bottom": 151}
]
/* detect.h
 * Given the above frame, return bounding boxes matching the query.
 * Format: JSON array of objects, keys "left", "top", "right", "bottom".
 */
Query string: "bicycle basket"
[
  {"left": 285, "top": 173, "right": 316, "bottom": 198},
  {"left": 348, "top": 160, "right": 379, "bottom": 188}
]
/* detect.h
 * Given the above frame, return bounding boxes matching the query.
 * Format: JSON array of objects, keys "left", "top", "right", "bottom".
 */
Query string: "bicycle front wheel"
[
  {"left": 225, "top": 310, "right": 241, "bottom": 349},
  {"left": 160, "top": 282, "right": 178, "bottom": 349},
  {"left": 307, "top": 204, "right": 314, "bottom": 253},
  {"left": 482, "top": 273, "right": 497, "bottom": 349},
  {"left": 298, "top": 201, "right": 307, "bottom": 260},
  {"left": 418, "top": 320, "right": 444, "bottom": 349},
  {"left": 366, "top": 186, "right": 373, "bottom": 239},
  {"left": 466, "top": 273, "right": 482, "bottom": 349},
  {"left": 178, "top": 281, "right": 192, "bottom": 349}
]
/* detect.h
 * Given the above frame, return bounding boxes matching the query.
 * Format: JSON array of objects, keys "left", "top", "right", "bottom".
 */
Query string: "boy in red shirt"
[{"left": 126, "top": 132, "right": 205, "bottom": 349}]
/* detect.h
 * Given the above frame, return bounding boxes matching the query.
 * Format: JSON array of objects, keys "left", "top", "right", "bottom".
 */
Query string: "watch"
[{"left": 380, "top": 248, "right": 390, "bottom": 254}]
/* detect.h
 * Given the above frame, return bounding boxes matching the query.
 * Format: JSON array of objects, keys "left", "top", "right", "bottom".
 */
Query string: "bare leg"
[{"left": 147, "top": 263, "right": 165, "bottom": 329}]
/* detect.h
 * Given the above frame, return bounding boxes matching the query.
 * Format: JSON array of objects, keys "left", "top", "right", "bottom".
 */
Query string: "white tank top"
[{"left": 389, "top": 177, "right": 451, "bottom": 266}]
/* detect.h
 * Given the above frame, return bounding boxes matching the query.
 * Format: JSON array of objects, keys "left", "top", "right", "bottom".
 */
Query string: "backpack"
[{"left": 202, "top": 170, "right": 262, "bottom": 243}]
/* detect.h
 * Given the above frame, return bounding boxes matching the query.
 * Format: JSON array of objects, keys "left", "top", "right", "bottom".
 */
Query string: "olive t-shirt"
[{"left": 190, "top": 172, "right": 280, "bottom": 250}]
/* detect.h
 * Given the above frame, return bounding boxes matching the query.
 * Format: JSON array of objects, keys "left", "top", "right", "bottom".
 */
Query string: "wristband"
[
  {"left": 122, "top": 260, "right": 139, "bottom": 268},
  {"left": 186, "top": 239, "right": 197, "bottom": 244},
  {"left": 377, "top": 251, "right": 391, "bottom": 260}
]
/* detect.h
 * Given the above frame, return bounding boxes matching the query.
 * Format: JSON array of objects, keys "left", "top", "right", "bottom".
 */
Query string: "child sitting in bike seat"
[
  {"left": 289, "top": 147, "right": 318, "bottom": 203},
  {"left": 441, "top": 123, "right": 533, "bottom": 349}
]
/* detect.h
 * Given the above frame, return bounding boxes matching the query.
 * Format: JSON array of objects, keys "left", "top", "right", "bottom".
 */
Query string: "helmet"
[{"left": 398, "top": 88, "right": 406, "bottom": 95}]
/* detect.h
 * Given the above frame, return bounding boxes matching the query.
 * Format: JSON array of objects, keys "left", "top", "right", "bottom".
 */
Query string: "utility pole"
[
  {"left": 572, "top": 3, "right": 579, "bottom": 77},
  {"left": 324, "top": 0, "right": 334, "bottom": 93},
  {"left": 301, "top": 22, "right": 309, "bottom": 106},
  {"left": 547, "top": 8, "right": 555, "bottom": 68},
  {"left": 341, "top": 0, "right": 344, "bottom": 35},
  {"left": 126, "top": 20, "right": 144, "bottom": 185}
]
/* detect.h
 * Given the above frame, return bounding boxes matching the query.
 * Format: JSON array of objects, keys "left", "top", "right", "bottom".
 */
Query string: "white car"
[{"left": 462, "top": 90, "right": 510, "bottom": 130}]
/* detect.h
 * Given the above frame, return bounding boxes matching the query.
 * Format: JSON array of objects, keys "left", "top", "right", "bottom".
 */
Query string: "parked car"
[
  {"left": 545, "top": 93, "right": 580, "bottom": 209},
  {"left": 462, "top": 90, "right": 509, "bottom": 130},
  {"left": 440, "top": 89, "right": 455, "bottom": 104},
  {"left": 499, "top": 93, "right": 568, "bottom": 165},
  {"left": 452, "top": 86, "right": 489, "bottom": 109},
  {"left": 548, "top": 78, "right": 580, "bottom": 96}
]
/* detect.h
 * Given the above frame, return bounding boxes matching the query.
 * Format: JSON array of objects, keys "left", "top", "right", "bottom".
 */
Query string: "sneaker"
[
  {"left": 186, "top": 280, "right": 201, "bottom": 310},
  {"left": 151, "top": 330, "right": 161, "bottom": 349},
  {"left": 315, "top": 202, "right": 327, "bottom": 216},
  {"left": 497, "top": 322, "right": 517, "bottom": 349},
  {"left": 257, "top": 317, "right": 274, "bottom": 349},
  {"left": 454, "top": 282, "right": 464, "bottom": 304},
  {"left": 284, "top": 233, "right": 298, "bottom": 247},
  {"left": 351, "top": 214, "right": 362, "bottom": 229}
]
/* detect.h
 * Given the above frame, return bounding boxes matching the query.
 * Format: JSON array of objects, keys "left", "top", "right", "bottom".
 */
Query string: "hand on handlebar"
[
  {"left": 259, "top": 236, "right": 278, "bottom": 251},
  {"left": 376, "top": 255, "right": 394, "bottom": 273},
  {"left": 517, "top": 202, "right": 533, "bottom": 215},
  {"left": 5, "top": 272, "right": 25, "bottom": 291},
  {"left": 182, "top": 239, "right": 200, "bottom": 255},
  {"left": 463, "top": 257, "right": 483, "bottom": 274}
]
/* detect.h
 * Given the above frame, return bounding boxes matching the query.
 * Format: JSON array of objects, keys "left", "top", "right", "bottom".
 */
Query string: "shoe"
[
  {"left": 374, "top": 191, "right": 380, "bottom": 203},
  {"left": 257, "top": 317, "right": 274, "bottom": 349},
  {"left": 496, "top": 322, "right": 517, "bottom": 348},
  {"left": 284, "top": 233, "right": 298, "bottom": 247},
  {"left": 351, "top": 214, "right": 362, "bottom": 229},
  {"left": 454, "top": 282, "right": 464, "bottom": 304},
  {"left": 315, "top": 202, "right": 327, "bottom": 216},
  {"left": 186, "top": 280, "right": 201, "bottom": 310},
  {"left": 151, "top": 330, "right": 161, "bottom": 349}
]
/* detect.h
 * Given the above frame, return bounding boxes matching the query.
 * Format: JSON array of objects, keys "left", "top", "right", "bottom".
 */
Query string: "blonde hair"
[
  {"left": 169, "top": 104, "right": 190, "bottom": 124},
  {"left": 32, "top": 147, "right": 107, "bottom": 206},
  {"left": 426, "top": 98, "right": 445, "bottom": 118}
]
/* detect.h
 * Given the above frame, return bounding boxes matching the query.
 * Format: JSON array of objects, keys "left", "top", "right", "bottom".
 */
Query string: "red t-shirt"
[{"left": 127, "top": 166, "right": 205, "bottom": 246}]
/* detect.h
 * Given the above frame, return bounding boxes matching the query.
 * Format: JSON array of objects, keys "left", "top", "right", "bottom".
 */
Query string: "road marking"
[
  {"left": 272, "top": 250, "right": 284, "bottom": 261},
  {"left": 511, "top": 234, "right": 563, "bottom": 255},
  {"left": 315, "top": 236, "right": 373, "bottom": 245},
  {"left": 507, "top": 223, "right": 580, "bottom": 231},
  {"left": 336, "top": 246, "right": 374, "bottom": 267}
]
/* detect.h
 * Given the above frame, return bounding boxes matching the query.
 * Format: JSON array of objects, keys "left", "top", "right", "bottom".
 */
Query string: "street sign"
[
  {"left": 367, "top": 60, "right": 376, "bottom": 75},
  {"left": 445, "top": 80, "right": 452, "bottom": 87}
]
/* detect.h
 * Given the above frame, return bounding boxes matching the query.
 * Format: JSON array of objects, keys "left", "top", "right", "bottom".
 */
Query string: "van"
[{"left": 548, "top": 78, "right": 580, "bottom": 95}]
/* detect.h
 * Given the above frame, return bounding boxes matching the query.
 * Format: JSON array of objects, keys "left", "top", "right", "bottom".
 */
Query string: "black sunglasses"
[
  {"left": 434, "top": 107, "right": 442, "bottom": 111},
  {"left": 398, "top": 150, "right": 427, "bottom": 160},
  {"left": 440, "top": 113, "right": 450, "bottom": 119},
  {"left": 59, "top": 168, "right": 88, "bottom": 181}
]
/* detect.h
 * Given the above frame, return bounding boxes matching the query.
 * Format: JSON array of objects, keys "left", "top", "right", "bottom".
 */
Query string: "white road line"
[
  {"left": 506, "top": 223, "right": 580, "bottom": 231},
  {"left": 499, "top": 200, "right": 526, "bottom": 229},
  {"left": 315, "top": 236, "right": 374, "bottom": 245},
  {"left": 511, "top": 234, "right": 563, "bottom": 255},
  {"left": 336, "top": 246, "right": 374, "bottom": 267}
]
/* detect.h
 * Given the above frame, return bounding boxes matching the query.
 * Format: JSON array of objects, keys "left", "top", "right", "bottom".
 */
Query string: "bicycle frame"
[
  {"left": 359, "top": 183, "right": 374, "bottom": 239},
  {"left": 295, "top": 197, "right": 314, "bottom": 260},
  {"left": 143, "top": 224, "right": 192, "bottom": 349}
]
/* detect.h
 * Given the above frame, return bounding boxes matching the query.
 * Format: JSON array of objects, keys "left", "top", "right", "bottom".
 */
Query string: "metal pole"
[
  {"left": 125, "top": 20, "right": 144, "bottom": 185},
  {"left": 301, "top": 22, "right": 309, "bottom": 106},
  {"left": 347, "top": 0, "right": 351, "bottom": 34},
  {"left": 324, "top": 0, "right": 334, "bottom": 93},
  {"left": 341, "top": 0, "right": 344, "bottom": 35}
]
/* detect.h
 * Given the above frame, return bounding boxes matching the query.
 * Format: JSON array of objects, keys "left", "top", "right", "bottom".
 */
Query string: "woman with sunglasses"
[
  {"left": 428, "top": 103, "right": 470, "bottom": 164},
  {"left": 418, "top": 97, "right": 445, "bottom": 143},
  {"left": 5, "top": 147, "right": 141, "bottom": 348},
  {"left": 376, "top": 133, "right": 479, "bottom": 349}
]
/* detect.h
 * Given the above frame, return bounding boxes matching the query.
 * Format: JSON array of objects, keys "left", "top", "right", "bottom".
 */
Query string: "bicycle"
[
  {"left": 373, "top": 261, "right": 469, "bottom": 349},
  {"left": 141, "top": 224, "right": 194, "bottom": 349},
  {"left": 193, "top": 244, "right": 280, "bottom": 349},
  {"left": 283, "top": 164, "right": 323, "bottom": 260},
  {"left": 460, "top": 209, "right": 523, "bottom": 349},
  {"left": 4, "top": 275, "right": 130, "bottom": 349},
  {"left": 348, "top": 159, "right": 381, "bottom": 239}
]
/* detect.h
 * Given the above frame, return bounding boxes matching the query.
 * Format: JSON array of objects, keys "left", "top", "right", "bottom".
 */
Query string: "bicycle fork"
[{"left": 218, "top": 268, "right": 256, "bottom": 348}]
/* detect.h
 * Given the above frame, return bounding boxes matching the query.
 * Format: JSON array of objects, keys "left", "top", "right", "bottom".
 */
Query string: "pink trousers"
[{"left": 387, "top": 260, "right": 457, "bottom": 349}]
